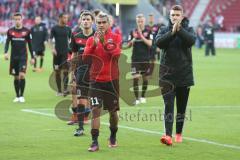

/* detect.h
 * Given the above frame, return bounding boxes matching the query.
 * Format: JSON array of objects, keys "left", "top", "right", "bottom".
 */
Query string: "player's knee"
[
  {"left": 109, "top": 111, "right": 118, "bottom": 118},
  {"left": 55, "top": 70, "right": 61, "bottom": 74},
  {"left": 143, "top": 76, "right": 148, "bottom": 81},
  {"left": 91, "top": 107, "right": 101, "bottom": 117},
  {"left": 133, "top": 77, "right": 139, "bottom": 82},
  {"left": 19, "top": 73, "right": 25, "bottom": 79},
  {"left": 14, "top": 76, "right": 19, "bottom": 80}
]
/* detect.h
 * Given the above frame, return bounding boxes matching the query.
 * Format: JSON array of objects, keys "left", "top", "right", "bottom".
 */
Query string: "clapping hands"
[{"left": 172, "top": 18, "right": 183, "bottom": 34}]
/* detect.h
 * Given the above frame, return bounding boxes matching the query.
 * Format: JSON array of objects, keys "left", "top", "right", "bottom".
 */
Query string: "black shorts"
[
  {"left": 9, "top": 58, "right": 27, "bottom": 76},
  {"left": 35, "top": 50, "right": 45, "bottom": 56},
  {"left": 53, "top": 53, "right": 69, "bottom": 70},
  {"left": 131, "top": 61, "right": 150, "bottom": 76},
  {"left": 75, "top": 65, "right": 90, "bottom": 99},
  {"left": 89, "top": 80, "right": 119, "bottom": 112}
]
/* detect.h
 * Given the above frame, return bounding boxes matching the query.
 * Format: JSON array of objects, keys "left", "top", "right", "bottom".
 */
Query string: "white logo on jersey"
[
  {"left": 12, "top": 69, "right": 16, "bottom": 74},
  {"left": 128, "top": 35, "right": 132, "bottom": 41},
  {"left": 150, "top": 34, "right": 153, "bottom": 40},
  {"left": 107, "top": 39, "right": 113, "bottom": 43},
  {"left": 54, "top": 65, "right": 59, "bottom": 70}
]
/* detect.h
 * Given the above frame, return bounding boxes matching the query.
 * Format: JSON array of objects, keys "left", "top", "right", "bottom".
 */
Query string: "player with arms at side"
[
  {"left": 50, "top": 13, "right": 72, "bottom": 96},
  {"left": 70, "top": 11, "right": 95, "bottom": 136},
  {"left": 31, "top": 16, "right": 48, "bottom": 72},
  {"left": 4, "top": 12, "right": 35, "bottom": 103}
]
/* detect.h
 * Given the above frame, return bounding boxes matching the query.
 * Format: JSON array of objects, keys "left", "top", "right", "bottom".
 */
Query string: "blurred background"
[{"left": 0, "top": 0, "right": 240, "bottom": 48}]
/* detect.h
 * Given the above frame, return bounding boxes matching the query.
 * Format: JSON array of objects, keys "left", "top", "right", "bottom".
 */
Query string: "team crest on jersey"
[
  {"left": 11, "top": 32, "right": 15, "bottom": 36},
  {"left": 107, "top": 39, "right": 113, "bottom": 43},
  {"left": 76, "top": 39, "right": 82, "bottom": 44},
  {"left": 22, "top": 32, "right": 27, "bottom": 36}
]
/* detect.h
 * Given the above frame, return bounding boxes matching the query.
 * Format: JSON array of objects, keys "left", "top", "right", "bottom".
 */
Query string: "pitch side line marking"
[
  {"left": 25, "top": 105, "right": 240, "bottom": 111},
  {"left": 21, "top": 109, "right": 240, "bottom": 150}
]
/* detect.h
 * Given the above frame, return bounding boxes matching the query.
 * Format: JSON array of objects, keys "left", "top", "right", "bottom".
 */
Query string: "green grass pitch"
[{"left": 0, "top": 44, "right": 240, "bottom": 160}]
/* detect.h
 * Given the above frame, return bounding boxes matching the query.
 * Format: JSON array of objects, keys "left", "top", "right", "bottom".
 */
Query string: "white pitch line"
[
  {"left": 22, "top": 109, "right": 56, "bottom": 117},
  {"left": 21, "top": 109, "right": 240, "bottom": 150},
  {"left": 23, "top": 105, "right": 240, "bottom": 111}
]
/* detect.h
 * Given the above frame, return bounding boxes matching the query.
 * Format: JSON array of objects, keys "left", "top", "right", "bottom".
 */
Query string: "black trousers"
[
  {"left": 162, "top": 86, "right": 190, "bottom": 137},
  {"left": 205, "top": 43, "right": 216, "bottom": 56}
]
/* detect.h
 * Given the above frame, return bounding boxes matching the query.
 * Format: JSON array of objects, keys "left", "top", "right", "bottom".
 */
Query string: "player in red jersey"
[{"left": 83, "top": 12, "right": 122, "bottom": 152}]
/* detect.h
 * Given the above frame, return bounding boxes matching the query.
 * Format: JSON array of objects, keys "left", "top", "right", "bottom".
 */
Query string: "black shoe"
[{"left": 74, "top": 128, "right": 84, "bottom": 136}]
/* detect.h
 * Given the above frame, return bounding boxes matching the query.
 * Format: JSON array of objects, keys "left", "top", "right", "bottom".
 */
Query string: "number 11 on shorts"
[{"left": 90, "top": 97, "right": 100, "bottom": 106}]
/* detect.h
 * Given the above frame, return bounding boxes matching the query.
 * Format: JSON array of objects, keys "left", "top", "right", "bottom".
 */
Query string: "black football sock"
[
  {"left": 77, "top": 104, "right": 85, "bottom": 130},
  {"left": 133, "top": 78, "right": 139, "bottom": 99},
  {"left": 141, "top": 80, "right": 148, "bottom": 97},
  {"left": 91, "top": 129, "right": 99, "bottom": 145},
  {"left": 55, "top": 72, "right": 61, "bottom": 93},
  {"left": 109, "top": 127, "right": 118, "bottom": 140},
  {"left": 34, "top": 57, "right": 37, "bottom": 68},
  {"left": 40, "top": 57, "right": 44, "bottom": 68},
  {"left": 14, "top": 79, "right": 20, "bottom": 97},
  {"left": 19, "top": 79, "right": 25, "bottom": 97}
]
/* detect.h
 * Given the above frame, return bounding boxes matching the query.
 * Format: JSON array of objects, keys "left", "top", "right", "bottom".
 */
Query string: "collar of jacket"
[{"left": 168, "top": 17, "right": 189, "bottom": 29}]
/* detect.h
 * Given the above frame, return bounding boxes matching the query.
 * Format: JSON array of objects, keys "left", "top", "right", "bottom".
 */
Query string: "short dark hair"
[
  {"left": 80, "top": 11, "right": 94, "bottom": 21},
  {"left": 13, "top": 12, "right": 22, "bottom": 18},
  {"left": 59, "top": 13, "right": 67, "bottom": 18},
  {"left": 93, "top": 9, "right": 101, "bottom": 17},
  {"left": 171, "top": 5, "right": 184, "bottom": 12}
]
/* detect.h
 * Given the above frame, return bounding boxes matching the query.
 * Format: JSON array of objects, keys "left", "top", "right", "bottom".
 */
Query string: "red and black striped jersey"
[
  {"left": 71, "top": 27, "right": 95, "bottom": 55},
  {"left": 4, "top": 27, "right": 34, "bottom": 59}
]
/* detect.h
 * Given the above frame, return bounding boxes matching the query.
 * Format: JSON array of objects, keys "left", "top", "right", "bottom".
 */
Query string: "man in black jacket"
[{"left": 155, "top": 5, "right": 196, "bottom": 146}]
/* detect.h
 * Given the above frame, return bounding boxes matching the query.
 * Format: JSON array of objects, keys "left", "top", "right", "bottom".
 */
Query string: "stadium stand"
[
  {"left": 149, "top": 0, "right": 198, "bottom": 18},
  {"left": 200, "top": 0, "right": 240, "bottom": 32},
  {"left": 0, "top": 0, "right": 93, "bottom": 30}
]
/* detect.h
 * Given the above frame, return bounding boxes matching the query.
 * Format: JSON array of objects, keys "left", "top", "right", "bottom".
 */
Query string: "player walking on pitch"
[
  {"left": 83, "top": 12, "right": 122, "bottom": 152},
  {"left": 4, "top": 13, "right": 35, "bottom": 103}
]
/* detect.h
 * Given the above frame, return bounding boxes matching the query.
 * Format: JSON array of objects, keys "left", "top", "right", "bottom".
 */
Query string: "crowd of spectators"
[{"left": 0, "top": 0, "right": 93, "bottom": 31}]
